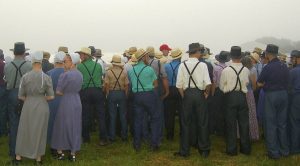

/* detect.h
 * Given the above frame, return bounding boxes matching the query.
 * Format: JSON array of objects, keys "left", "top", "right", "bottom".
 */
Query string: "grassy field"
[{"left": 1, "top": 133, "right": 300, "bottom": 166}]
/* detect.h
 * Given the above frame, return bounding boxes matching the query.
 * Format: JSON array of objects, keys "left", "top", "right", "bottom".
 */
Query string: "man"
[
  {"left": 174, "top": 43, "right": 211, "bottom": 158},
  {"left": 128, "top": 49, "right": 160, "bottom": 152},
  {"left": 105, "top": 55, "right": 129, "bottom": 142},
  {"left": 93, "top": 49, "right": 107, "bottom": 76},
  {"left": 145, "top": 46, "right": 169, "bottom": 142},
  {"left": 0, "top": 49, "right": 8, "bottom": 137},
  {"left": 77, "top": 47, "right": 108, "bottom": 145},
  {"left": 42, "top": 51, "right": 54, "bottom": 73},
  {"left": 257, "top": 44, "right": 289, "bottom": 159},
  {"left": 211, "top": 51, "right": 230, "bottom": 136},
  {"left": 159, "top": 44, "right": 172, "bottom": 64},
  {"left": 4, "top": 42, "right": 32, "bottom": 160},
  {"left": 220, "top": 46, "right": 251, "bottom": 156},
  {"left": 289, "top": 50, "right": 300, "bottom": 155},
  {"left": 164, "top": 48, "right": 183, "bottom": 140}
]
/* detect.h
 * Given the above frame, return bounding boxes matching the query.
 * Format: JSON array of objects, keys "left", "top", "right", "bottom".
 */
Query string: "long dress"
[
  {"left": 15, "top": 70, "right": 54, "bottom": 159},
  {"left": 51, "top": 69, "right": 83, "bottom": 153},
  {"left": 46, "top": 68, "right": 64, "bottom": 144}
]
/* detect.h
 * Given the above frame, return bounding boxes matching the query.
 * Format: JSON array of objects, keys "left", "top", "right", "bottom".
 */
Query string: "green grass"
[{"left": 1, "top": 133, "right": 300, "bottom": 166}]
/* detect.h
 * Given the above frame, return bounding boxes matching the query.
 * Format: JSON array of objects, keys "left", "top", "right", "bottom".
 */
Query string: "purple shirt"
[
  {"left": 0, "top": 60, "right": 5, "bottom": 86},
  {"left": 213, "top": 63, "right": 227, "bottom": 87}
]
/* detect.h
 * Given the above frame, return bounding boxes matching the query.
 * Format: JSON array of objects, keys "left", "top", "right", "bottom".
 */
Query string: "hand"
[{"left": 204, "top": 92, "right": 209, "bottom": 99}]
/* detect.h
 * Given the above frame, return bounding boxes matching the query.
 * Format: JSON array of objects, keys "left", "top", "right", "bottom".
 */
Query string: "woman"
[
  {"left": 51, "top": 53, "right": 83, "bottom": 162},
  {"left": 15, "top": 51, "right": 54, "bottom": 165},
  {"left": 241, "top": 55, "right": 260, "bottom": 141}
]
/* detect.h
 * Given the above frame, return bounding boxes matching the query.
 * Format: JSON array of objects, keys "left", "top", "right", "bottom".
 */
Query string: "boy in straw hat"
[
  {"left": 4, "top": 42, "right": 32, "bottom": 162},
  {"left": 76, "top": 47, "right": 109, "bottom": 145},
  {"left": 104, "top": 55, "right": 129, "bottom": 142},
  {"left": 174, "top": 43, "right": 211, "bottom": 158},
  {"left": 128, "top": 49, "right": 160, "bottom": 152},
  {"left": 164, "top": 48, "right": 183, "bottom": 140}
]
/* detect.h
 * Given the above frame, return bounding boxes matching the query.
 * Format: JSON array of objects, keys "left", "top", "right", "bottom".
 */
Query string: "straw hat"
[
  {"left": 43, "top": 51, "right": 51, "bottom": 59},
  {"left": 128, "top": 47, "right": 137, "bottom": 55},
  {"left": 253, "top": 47, "right": 263, "bottom": 55},
  {"left": 170, "top": 48, "right": 183, "bottom": 60},
  {"left": 155, "top": 51, "right": 163, "bottom": 59},
  {"left": 76, "top": 47, "right": 91, "bottom": 56},
  {"left": 58, "top": 46, "right": 68, "bottom": 53},
  {"left": 250, "top": 52, "right": 260, "bottom": 63},
  {"left": 111, "top": 55, "right": 125, "bottom": 66},
  {"left": 129, "top": 55, "right": 138, "bottom": 65},
  {"left": 135, "top": 49, "right": 149, "bottom": 60},
  {"left": 146, "top": 46, "right": 155, "bottom": 57}
]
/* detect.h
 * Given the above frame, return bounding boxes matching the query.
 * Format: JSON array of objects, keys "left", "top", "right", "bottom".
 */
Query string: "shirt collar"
[
  {"left": 269, "top": 58, "right": 279, "bottom": 64},
  {"left": 188, "top": 57, "right": 199, "bottom": 62}
]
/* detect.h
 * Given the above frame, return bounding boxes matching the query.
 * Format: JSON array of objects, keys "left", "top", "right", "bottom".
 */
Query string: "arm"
[
  {"left": 250, "top": 73, "right": 257, "bottom": 91},
  {"left": 18, "top": 76, "right": 26, "bottom": 101},
  {"left": 153, "top": 80, "right": 158, "bottom": 88},
  {"left": 45, "top": 77, "right": 55, "bottom": 101},
  {"left": 178, "top": 88, "right": 184, "bottom": 98},
  {"left": 161, "top": 77, "right": 169, "bottom": 100}
]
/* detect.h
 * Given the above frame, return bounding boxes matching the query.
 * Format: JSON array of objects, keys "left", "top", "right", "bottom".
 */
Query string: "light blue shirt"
[{"left": 165, "top": 59, "right": 181, "bottom": 86}]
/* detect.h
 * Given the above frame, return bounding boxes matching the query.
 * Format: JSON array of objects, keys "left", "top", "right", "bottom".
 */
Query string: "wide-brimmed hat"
[
  {"left": 253, "top": 47, "right": 263, "bottom": 55},
  {"left": 76, "top": 47, "right": 91, "bottom": 56},
  {"left": 186, "top": 43, "right": 204, "bottom": 54},
  {"left": 146, "top": 46, "right": 155, "bottom": 57},
  {"left": 155, "top": 51, "right": 163, "bottom": 59},
  {"left": 265, "top": 44, "right": 279, "bottom": 55},
  {"left": 69, "top": 53, "right": 81, "bottom": 65},
  {"left": 88, "top": 46, "right": 96, "bottom": 55},
  {"left": 230, "top": 46, "right": 242, "bottom": 58},
  {"left": 111, "top": 55, "right": 125, "bottom": 66},
  {"left": 135, "top": 49, "right": 149, "bottom": 60},
  {"left": 250, "top": 52, "right": 260, "bottom": 63},
  {"left": 31, "top": 51, "right": 43, "bottom": 64},
  {"left": 58, "top": 46, "right": 68, "bottom": 53},
  {"left": 10, "top": 42, "right": 29, "bottom": 54},
  {"left": 43, "top": 51, "right": 51, "bottom": 59},
  {"left": 159, "top": 44, "right": 172, "bottom": 51},
  {"left": 170, "top": 48, "right": 183, "bottom": 60},
  {"left": 215, "top": 51, "right": 230, "bottom": 63},
  {"left": 128, "top": 47, "right": 137, "bottom": 55},
  {"left": 129, "top": 55, "right": 138, "bottom": 65},
  {"left": 94, "top": 49, "right": 103, "bottom": 57}
]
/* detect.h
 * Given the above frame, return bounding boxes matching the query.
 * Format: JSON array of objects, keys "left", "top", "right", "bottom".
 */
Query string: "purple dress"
[{"left": 51, "top": 69, "right": 83, "bottom": 153}]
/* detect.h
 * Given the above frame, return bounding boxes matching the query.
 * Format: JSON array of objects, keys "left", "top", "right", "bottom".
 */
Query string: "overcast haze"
[{"left": 0, "top": 0, "right": 299, "bottom": 56}]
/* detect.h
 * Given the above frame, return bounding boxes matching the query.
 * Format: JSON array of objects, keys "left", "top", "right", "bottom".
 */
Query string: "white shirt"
[
  {"left": 176, "top": 57, "right": 211, "bottom": 90},
  {"left": 219, "top": 63, "right": 250, "bottom": 94}
]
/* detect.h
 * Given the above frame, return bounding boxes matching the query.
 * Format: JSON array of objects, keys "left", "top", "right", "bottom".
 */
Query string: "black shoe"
[
  {"left": 268, "top": 154, "right": 280, "bottom": 160},
  {"left": 150, "top": 145, "right": 159, "bottom": 152},
  {"left": 240, "top": 150, "right": 251, "bottom": 156},
  {"left": 173, "top": 152, "right": 189, "bottom": 158},
  {"left": 11, "top": 159, "right": 22, "bottom": 166},
  {"left": 56, "top": 153, "right": 65, "bottom": 160},
  {"left": 35, "top": 160, "right": 43, "bottom": 165},
  {"left": 226, "top": 151, "right": 238, "bottom": 156},
  {"left": 69, "top": 155, "right": 76, "bottom": 162},
  {"left": 133, "top": 145, "right": 141, "bottom": 152},
  {"left": 200, "top": 150, "right": 210, "bottom": 158}
]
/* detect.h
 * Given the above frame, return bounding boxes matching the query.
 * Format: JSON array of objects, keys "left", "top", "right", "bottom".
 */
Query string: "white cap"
[
  {"left": 54, "top": 51, "right": 65, "bottom": 63},
  {"left": 31, "top": 51, "right": 43, "bottom": 63},
  {"left": 69, "top": 53, "right": 80, "bottom": 65}
]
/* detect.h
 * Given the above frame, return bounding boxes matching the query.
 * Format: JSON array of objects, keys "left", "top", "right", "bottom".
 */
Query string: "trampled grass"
[{"left": 1, "top": 133, "right": 300, "bottom": 166}]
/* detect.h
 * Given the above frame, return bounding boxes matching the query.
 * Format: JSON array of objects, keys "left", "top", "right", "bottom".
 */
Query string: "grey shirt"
[
  {"left": 4, "top": 58, "right": 32, "bottom": 90},
  {"left": 148, "top": 58, "right": 167, "bottom": 79}
]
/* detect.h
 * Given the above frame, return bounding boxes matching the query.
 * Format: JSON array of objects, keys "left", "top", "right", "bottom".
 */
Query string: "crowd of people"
[{"left": 0, "top": 41, "right": 299, "bottom": 165}]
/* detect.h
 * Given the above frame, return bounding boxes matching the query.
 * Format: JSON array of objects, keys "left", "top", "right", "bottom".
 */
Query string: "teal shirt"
[
  {"left": 128, "top": 61, "right": 157, "bottom": 93},
  {"left": 77, "top": 58, "right": 102, "bottom": 89}
]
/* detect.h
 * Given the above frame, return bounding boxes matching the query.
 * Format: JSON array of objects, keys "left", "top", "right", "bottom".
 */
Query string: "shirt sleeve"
[
  {"left": 257, "top": 66, "right": 267, "bottom": 83},
  {"left": 104, "top": 70, "right": 110, "bottom": 84},
  {"left": 56, "top": 73, "right": 67, "bottom": 93},
  {"left": 45, "top": 76, "right": 54, "bottom": 97},
  {"left": 202, "top": 63, "right": 211, "bottom": 87},
  {"left": 176, "top": 64, "right": 184, "bottom": 89},
  {"left": 219, "top": 69, "right": 226, "bottom": 92},
  {"left": 124, "top": 71, "right": 130, "bottom": 85},
  {"left": 18, "top": 75, "right": 26, "bottom": 97}
]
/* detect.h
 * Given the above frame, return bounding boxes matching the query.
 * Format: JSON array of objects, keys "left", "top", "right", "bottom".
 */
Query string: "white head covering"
[
  {"left": 31, "top": 51, "right": 43, "bottom": 63},
  {"left": 69, "top": 53, "right": 80, "bottom": 65},
  {"left": 54, "top": 51, "right": 65, "bottom": 63}
]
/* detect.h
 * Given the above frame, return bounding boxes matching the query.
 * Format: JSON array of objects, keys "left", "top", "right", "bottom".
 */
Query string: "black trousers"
[
  {"left": 80, "top": 87, "right": 107, "bottom": 141},
  {"left": 180, "top": 88, "right": 210, "bottom": 155},
  {"left": 164, "top": 86, "right": 182, "bottom": 139},
  {"left": 209, "top": 88, "right": 225, "bottom": 136},
  {"left": 225, "top": 91, "right": 251, "bottom": 154}
]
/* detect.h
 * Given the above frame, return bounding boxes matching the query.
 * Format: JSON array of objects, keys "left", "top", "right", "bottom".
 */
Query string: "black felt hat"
[
  {"left": 215, "top": 51, "right": 230, "bottom": 63},
  {"left": 265, "top": 44, "right": 279, "bottom": 55},
  {"left": 186, "top": 43, "right": 205, "bottom": 53},
  {"left": 10, "top": 42, "right": 29, "bottom": 54},
  {"left": 230, "top": 46, "right": 242, "bottom": 58}
]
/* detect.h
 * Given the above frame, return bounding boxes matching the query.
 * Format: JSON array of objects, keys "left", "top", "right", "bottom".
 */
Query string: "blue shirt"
[
  {"left": 165, "top": 60, "right": 181, "bottom": 86},
  {"left": 128, "top": 61, "right": 157, "bottom": 93},
  {"left": 258, "top": 58, "right": 289, "bottom": 92},
  {"left": 289, "top": 65, "right": 300, "bottom": 94},
  {"left": 46, "top": 67, "right": 65, "bottom": 92}
]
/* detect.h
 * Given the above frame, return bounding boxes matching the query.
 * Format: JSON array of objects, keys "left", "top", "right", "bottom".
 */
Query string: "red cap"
[{"left": 159, "top": 44, "right": 172, "bottom": 51}]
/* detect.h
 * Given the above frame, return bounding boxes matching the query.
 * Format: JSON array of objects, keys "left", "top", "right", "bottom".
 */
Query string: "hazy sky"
[{"left": 0, "top": 0, "right": 299, "bottom": 56}]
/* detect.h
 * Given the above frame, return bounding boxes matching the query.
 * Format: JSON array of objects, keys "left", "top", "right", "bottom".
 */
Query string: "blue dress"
[
  {"left": 51, "top": 69, "right": 83, "bottom": 153},
  {"left": 46, "top": 68, "right": 64, "bottom": 144}
]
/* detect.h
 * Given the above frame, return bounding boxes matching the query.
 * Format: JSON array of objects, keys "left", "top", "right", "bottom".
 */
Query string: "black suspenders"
[
  {"left": 183, "top": 61, "right": 201, "bottom": 90},
  {"left": 11, "top": 61, "right": 27, "bottom": 88},
  {"left": 170, "top": 62, "right": 180, "bottom": 86},
  {"left": 229, "top": 66, "right": 245, "bottom": 92},
  {"left": 109, "top": 69, "right": 124, "bottom": 90},
  {"left": 82, "top": 59, "right": 98, "bottom": 88},
  {"left": 133, "top": 66, "right": 148, "bottom": 92}
]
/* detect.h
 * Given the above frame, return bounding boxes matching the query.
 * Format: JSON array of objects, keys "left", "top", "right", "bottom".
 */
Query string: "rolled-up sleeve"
[{"left": 176, "top": 64, "right": 184, "bottom": 89}]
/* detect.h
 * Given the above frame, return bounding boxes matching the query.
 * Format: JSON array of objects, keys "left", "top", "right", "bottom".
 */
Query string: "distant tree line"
[{"left": 255, "top": 37, "right": 300, "bottom": 53}]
